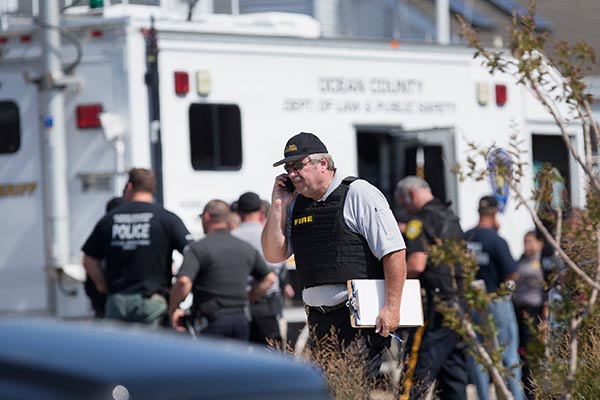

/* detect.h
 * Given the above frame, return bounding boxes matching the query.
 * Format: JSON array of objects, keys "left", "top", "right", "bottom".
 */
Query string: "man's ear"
[
  {"left": 123, "top": 182, "right": 133, "bottom": 199},
  {"left": 319, "top": 157, "right": 328, "bottom": 171},
  {"left": 408, "top": 188, "right": 417, "bottom": 203},
  {"left": 259, "top": 206, "right": 267, "bottom": 222}
]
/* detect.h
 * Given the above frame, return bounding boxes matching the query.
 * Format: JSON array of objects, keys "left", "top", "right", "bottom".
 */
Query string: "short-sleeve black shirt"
[
  {"left": 404, "top": 198, "right": 464, "bottom": 299},
  {"left": 464, "top": 227, "right": 517, "bottom": 292},
  {"left": 404, "top": 199, "right": 463, "bottom": 252},
  {"left": 178, "top": 229, "right": 270, "bottom": 309},
  {"left": 82, "top": 201, "right": 191, "bottom": 295}
]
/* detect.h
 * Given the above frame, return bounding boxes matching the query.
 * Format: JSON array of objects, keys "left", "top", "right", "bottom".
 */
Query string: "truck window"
[
  {"left": 189, "top": 103, "right": 242, "bottom": 170},
  {"left": 0, "top": 101, "right": 20, "bottom": 154}
]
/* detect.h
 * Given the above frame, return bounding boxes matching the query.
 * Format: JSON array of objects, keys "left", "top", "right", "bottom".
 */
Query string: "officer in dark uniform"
[
  {"left": 83, "top": 168, "right": 192, "bottom": 328},
  {"left": 169, "top": 199, "right": 276, "bottom": 341},
  {"left": 395, "top": 176, "right": 467, "bottom": 400}
]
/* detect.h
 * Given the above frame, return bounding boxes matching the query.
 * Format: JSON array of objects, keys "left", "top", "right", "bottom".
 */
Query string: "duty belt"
[{"left": 305, "top": 301, "right": 348, "bottom": 315}]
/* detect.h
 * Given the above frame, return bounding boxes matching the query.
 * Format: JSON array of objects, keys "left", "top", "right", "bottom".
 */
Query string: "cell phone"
[{"left": 284, "top": 178, "right": 295, "bottom": 193}]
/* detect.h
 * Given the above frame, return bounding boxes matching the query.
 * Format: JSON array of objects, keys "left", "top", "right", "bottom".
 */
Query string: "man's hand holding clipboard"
[
  {"left": 347, "top": 279, "right": 424, "bottom": 332},
  {"left": 375, "top": 303, "right": 400, "bottom": 338}
]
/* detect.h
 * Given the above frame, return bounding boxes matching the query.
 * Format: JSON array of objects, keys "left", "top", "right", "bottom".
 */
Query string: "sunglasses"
[{"left": 283, "top": 159, "right": 311, "bottom": 173}]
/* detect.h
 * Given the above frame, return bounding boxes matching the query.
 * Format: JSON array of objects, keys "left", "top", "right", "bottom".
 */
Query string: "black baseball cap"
[
  {"left": 272, "top": 132, "right": 328, "bottom": 167},
  {"left": 478, "top": 195, "right": 499, "bottom": 213},
  {"left": 237, "top": 192, "right": 263, "bottom": 213}
]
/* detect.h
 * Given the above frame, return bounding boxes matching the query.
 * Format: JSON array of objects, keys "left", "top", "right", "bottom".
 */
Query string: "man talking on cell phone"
[{"left": 261, "top": 132, "right": 407, "bottom": 378}]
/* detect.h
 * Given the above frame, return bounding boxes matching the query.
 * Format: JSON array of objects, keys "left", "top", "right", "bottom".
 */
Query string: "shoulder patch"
[{"left": 405, "top": 219, "right": 423, "bottom": 240}]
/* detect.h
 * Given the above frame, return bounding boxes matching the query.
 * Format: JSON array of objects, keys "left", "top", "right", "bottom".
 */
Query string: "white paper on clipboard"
[{"left": 347, "top": 279, "right": 424, "bottom": 327}]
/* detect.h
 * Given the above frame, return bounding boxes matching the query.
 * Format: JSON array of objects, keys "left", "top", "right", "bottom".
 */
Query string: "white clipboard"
[{"left": 347, "top": 279, "right": 424, "bottom": 328}]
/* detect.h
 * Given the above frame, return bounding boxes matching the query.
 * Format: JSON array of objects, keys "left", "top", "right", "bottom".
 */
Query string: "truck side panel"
[
  {"left": 156, "top": 38, "right": 536, "bottom": 257},
  {"left": 0, "top": 68, "right": 48, "bottom": 313}
]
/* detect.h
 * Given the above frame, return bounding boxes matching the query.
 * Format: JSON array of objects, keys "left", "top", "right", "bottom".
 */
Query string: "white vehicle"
[{"left": 0, "top": 4, "right": 583, "bottom": 317}]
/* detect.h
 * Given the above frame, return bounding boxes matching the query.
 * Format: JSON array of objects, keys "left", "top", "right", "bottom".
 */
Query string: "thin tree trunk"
[
  {"left": 561, "top": 229, "right": 600, "bottom": 399},
  {"left": 463, "top": 316, "right": 515, "bottom": 400},
  {"left": 561, "top": 319, "right": 578, "bottom": 400}
]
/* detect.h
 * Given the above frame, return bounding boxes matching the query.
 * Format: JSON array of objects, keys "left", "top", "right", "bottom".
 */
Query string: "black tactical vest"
[
  {"left": 418, "top": 199, "right": 464, "bottom": 301},
  {"left": 291, "top": 177, "right": 384, "bottom": 288}
]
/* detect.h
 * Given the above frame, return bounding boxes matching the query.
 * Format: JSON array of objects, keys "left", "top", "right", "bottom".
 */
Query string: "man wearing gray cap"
[{"left": 262, "top": 132, "right": 407, "bottom": 377}]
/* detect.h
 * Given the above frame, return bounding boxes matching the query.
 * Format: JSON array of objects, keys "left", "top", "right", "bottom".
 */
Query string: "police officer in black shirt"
[
  {"left": 82, "top": 168, "right": 191, "bottom": 327},
  {"left": 395, "top": 176, "right": 467, "bottom": 400}
]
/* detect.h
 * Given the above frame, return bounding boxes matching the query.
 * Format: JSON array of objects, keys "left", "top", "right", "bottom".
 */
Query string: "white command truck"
[{"left": 0, "top": 4, "right": 584, "bottom": 317}]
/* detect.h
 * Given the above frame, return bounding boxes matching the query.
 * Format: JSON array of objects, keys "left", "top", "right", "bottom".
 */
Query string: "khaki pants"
[{"left": 106, "top": 293, "right": 167, "bottom": 328}]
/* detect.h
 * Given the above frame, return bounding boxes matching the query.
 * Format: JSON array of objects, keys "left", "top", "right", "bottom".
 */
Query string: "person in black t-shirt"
[
  {"left": 169, "top": 200, "right": 276, "bottom": 341},
  {"left": 82, "top": 168, "right": 191, "bottom": 327}
]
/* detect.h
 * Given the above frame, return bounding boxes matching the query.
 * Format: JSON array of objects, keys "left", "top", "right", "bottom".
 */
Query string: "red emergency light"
[
  {"left": 90, "top": 30, "right": 103, "bottom": 38},
  {"left": 20, "top": 35, "right": 32, "bottom": 43},
  {"left": 174, "top": 71, "right": 189, "bottom": 95},
  {"left": 0, "top": 37, "right": 8, "bottom": 44},
  {"left": 76, "top": 104, "right": 103, "bottom": 129},
  {"left": 495, "top": 84, "right": 507, "bottom": 106}
]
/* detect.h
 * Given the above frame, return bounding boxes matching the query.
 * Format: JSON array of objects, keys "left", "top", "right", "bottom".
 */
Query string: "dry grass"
[
  {"left": 269, "top": 326, "right": 436, "bottom": 400},
  {"left": 573, "top": 313, "right": 600, "bottom": 398}
]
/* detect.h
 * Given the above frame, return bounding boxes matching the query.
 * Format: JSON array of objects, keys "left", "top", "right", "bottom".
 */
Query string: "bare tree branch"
[
  {"left": 463, "top": 316, "right": 515, "bottom": 400},
  {"left": 508, "top": 180, "right": 600, "bottom": 290}
]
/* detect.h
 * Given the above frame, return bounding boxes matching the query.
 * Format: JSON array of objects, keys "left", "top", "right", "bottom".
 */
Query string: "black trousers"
[
  {"left": 249, "top": 295, "right": 282, "bottom": 345},
  {"left": 84, "top": 275, "right": 106, "bottom": 318},
  {"left": 307, "top": 305, "right": 391, "bottom": 378},
  {"left": 409, "top": 313, "right": 467, "bottom": 400},
  {"left": 515, "top": 304, "right": 543, "bottom": 400},
  {"left": 201, "top": 311, "right": 249, "bottom": 341}
]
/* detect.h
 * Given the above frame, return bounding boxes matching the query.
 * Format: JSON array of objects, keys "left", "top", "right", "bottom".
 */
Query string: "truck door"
[
  {"left": 532, "top": 134, "right": 570, "bottom": 208},
  {"left": 356, "top": 127, "right": 458, "bottom": 220},
  {"left": 0, "top": 69, "right": 48, "bottom": 313}
]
